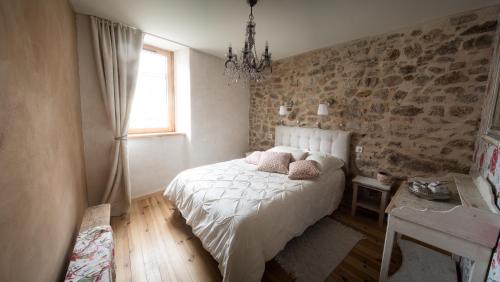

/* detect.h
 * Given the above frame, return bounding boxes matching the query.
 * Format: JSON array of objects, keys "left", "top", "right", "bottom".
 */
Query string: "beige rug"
[
  {"left": 388, "top": 239, "right": 457, "bottom": 282},
  {"left": 275, "top": 218, "right": 365, "bottom": 282}
]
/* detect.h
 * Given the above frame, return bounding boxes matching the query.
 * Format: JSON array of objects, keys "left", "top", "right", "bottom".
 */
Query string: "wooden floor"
[{"left": 111, "top": 193, "right": 403, "bottom": 282}]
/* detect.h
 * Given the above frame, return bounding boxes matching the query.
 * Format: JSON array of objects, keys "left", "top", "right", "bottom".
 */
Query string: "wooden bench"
[
  {"left": 65, "top": 204, "right": 114, "bottom": 282},
  {"left": 79, "top": 204, "right": 111, "bottom": 232}
]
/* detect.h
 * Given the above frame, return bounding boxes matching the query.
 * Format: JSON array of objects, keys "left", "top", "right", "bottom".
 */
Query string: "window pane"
[{"left": 129, "top": 50, "right": 169, "bottom": 130}]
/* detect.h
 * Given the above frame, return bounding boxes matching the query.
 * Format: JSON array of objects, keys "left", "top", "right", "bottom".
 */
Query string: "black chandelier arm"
[
  {"left": 224, "top": 59, "right": 238, "bottom": 68},
  {"left": 255, "top": 61, "right": 271, "bottom": 73}
]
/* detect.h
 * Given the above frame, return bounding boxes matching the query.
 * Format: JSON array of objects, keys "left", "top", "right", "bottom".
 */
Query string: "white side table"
[
  {"left": 379, "top": 174, "right": 500, "bottom": 282},
  {"left": 351, "top": 175, "right": 392, "bottom": 227}
]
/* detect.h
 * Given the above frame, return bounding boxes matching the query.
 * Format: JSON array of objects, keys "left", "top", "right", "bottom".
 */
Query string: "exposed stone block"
[
  {"left": 383, "top": 75, "right": 404, "bottom": 87},
  {"left": 435, "top": 39, "right": 461, "bottom": 55},
  {"left": 449, "top": 106, "right": 474, "bottom": 117},
  {"left": 403, "top": 43, "right": 423, "bottom": 58},
  {"left": 475, "top": 34, "right": 493, "bottom": 49},
  {"left": 450, "top": 13, "right": 478, "bottom": 25},
  {"left": 391, "top": 105, "right": 424, "bottom": 116},
  {"left": 399, "top": 65, "right": 417, "bottom": 75},
  {"left": 460, "top": 20, "right": 497, "bottom": 35},
  {"left": 429, "top": 66, "right": 445, "bottom": 74},
  {"left": 475, "top": 75, "right": 489, "bottom": 82},
  {"left": 434, "top": 71, "right": 469, "bottom": 85},
  {"left": 393, "top": 90, "right": 408, "bottom": 100},
  {"left": 422, "top": 29, "right": 451, "bottom": 43},
  {"left": 356, "top": 90, "right": 372, "bottom": 98},
  {"left": 450, "top": 62, "right": 466, "bottom": 70},
  {"left": 385, "top": 48, "right": 401, "bottom": 60},
  {"left": 430, "top": 106, "right": 445, "bottom": 117}
]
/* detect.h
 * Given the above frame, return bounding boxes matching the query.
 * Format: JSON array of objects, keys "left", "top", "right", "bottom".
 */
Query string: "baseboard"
[{"left": 132, "top": 189, "right": 164, "bottom": 201}]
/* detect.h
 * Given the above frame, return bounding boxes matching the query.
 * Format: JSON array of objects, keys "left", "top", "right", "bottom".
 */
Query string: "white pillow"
[
  {"left": 267, "top": 146, "right": 308, "bottom": 162},
  {"left": 306, "top": 152, "right": 344, "bottom": 171},
  {"left": 245, "top": 151, "right": 262, "bottom": 165}
]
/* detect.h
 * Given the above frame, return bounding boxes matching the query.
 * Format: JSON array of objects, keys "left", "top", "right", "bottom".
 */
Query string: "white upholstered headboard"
[{"left": 274, "top": 126, "right": 351, "bottom": 167}]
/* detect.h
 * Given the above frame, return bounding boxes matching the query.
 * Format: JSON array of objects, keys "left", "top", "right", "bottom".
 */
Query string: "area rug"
[
  {"left": 388, "top": 239, "right": 457, "bottom": 282},
  {"left": 275, "top": 217, "right": 365, "bottom": 282}
]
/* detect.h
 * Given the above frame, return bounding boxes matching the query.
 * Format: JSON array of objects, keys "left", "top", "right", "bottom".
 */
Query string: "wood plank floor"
[{"left": 111, "top": 193, "right": 403, "bottom": 282}]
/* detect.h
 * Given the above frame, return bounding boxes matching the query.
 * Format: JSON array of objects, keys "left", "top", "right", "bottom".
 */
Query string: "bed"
[{"left": 163, "top": 126, "right": 351, "bottom": 282}]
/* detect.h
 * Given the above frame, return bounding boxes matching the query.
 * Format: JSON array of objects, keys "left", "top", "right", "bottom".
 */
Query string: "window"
[{"left": 128, "top": 45, "right": 174, "bottom": 134}]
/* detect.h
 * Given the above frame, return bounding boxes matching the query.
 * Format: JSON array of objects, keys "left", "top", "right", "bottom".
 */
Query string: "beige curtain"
[{"left": 90, "top": 16, "right": 143, "bottom": 215}]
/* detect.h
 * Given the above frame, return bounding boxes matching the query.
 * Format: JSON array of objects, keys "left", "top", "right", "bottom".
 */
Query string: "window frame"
[{"left": 128, "top": 45, "right": 175, "bottom": 135}]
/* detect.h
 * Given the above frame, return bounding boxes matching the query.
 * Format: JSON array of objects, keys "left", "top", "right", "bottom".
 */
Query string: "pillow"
[
  {"left": 288, "top": 160, "right": 321, "bottom": 180},
  {"left": 306, "top": 152, "right": 344, "bottom": 171},
  {"left": 267, "top": 146, "right": 308, "bottom": 162},
  {"left": 257, "top": 151, "right": 292, "bottom": 174},
  {"left": 245, "top": 151, "right": 263, "bottom": 165}
]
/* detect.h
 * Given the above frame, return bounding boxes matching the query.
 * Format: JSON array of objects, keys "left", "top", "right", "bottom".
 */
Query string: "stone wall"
[{"left": 249, "top": 6, "right": 500, "bottom": 178}]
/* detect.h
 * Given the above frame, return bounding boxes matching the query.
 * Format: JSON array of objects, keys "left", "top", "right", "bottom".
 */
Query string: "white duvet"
[{"left": 163, "top": 159, "right": 345, "bottom": 282}]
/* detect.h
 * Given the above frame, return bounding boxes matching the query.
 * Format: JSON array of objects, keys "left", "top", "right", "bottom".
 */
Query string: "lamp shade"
[
  {"left": 279, "top": 106, "right": 288, "bottom": 116},
  {"left": 317, "top": 103, "right": 329, "bottom": 116}
]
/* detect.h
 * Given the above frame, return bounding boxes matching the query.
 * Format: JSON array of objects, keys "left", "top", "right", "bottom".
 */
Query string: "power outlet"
[{"left": 355, "top": 146, "right": 363, "bottom": 153}]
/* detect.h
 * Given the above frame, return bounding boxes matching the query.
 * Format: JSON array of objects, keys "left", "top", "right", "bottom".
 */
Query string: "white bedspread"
[{"left": 163, "top": 159, "right": 345, "bottom": 282}]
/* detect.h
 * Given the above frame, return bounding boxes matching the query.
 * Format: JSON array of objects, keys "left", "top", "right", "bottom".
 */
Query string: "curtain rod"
[
  {"left": 143, "top": 31, "right": 191, "bottom": 49},
  {"left": 78, "top": 12, "right": 192, "bottom": 49}
]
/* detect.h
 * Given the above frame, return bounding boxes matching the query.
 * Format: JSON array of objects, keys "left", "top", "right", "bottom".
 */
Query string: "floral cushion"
[
  {"left": 288, "top": 160, "right": 321, "bottom": 180},
  {"left": 64, "top": 225, "right": 115, "bottom": 282},
  {"left": 257, "top": 151, "right": 292, "bottom": 174}
]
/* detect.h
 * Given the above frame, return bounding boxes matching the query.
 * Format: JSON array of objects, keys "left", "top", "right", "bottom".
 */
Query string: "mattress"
[{"left": 163, "top": 158, "right": 345, "bottom": 282}]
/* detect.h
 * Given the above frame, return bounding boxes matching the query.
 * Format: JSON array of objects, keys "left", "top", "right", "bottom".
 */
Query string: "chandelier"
[{"left": 224, "top": 0, "right": 272, "bottom": 83}]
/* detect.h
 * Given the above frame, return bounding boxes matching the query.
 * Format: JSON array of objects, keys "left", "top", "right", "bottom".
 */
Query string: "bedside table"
[{"left": 351, "top": 175, "right": 392, "bottom": 227}]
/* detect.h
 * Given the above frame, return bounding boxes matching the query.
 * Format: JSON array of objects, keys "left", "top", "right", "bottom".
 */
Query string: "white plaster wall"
[
  {"left": 76, "top": 14, "right": 250, "bottom": 200},
  {"left": 128, "top": 135, "right": 189, "bottom": 197},
  {"left": 174, "top": 48, "right": 191, "bottom": 135},
  {"left": 188, "top": 49, "right": 250, "bottom": 167}
]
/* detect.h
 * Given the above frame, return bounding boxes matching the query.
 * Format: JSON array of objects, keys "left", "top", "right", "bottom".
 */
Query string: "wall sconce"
[
  {"left": 316, "top": 100, "right": 332, "bottom": 129},
  {"left": 317, "top": 103, "right": 329, "bottom": 116},
  {"left": 279, "top": 106, "right": 288, "bottom": 125},
  {"left": 279, "top": 106, "right": 288, "bottom": 116},
  {"left": 278, "top": 101, "right": 294, "bottom": 125}
]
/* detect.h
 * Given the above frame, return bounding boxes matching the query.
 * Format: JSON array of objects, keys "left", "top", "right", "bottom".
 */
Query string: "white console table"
[{"left": 379, "top": 174, "right": 500, "bottom": 282}]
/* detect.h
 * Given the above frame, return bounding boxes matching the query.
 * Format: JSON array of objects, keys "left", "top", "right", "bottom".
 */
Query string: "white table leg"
[
  {"left": 379, "top": 191, "right": 389, "bottom": 227},
  {"left": 351, "top": 183, "right": 358, "bottom": 217},
  {"left": 468, "top": 259, "right": 489, "bottom": 282},
  {"left": 396, "top": 232, "right": 402, "bottom": 244},
  {"left": 380, "top": 216, "right": 396, "bottom": 282}
]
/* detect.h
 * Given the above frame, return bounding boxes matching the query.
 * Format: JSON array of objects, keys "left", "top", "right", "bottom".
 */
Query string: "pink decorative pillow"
[
  {"left": 245, "top": 151, "right": 263, "bottom": 165},
  {"left": 288, "top": 160, "right": 321, "bottom": 180},
  {"left": 257, "top": 151, "right": 292, "bottom": 174}
]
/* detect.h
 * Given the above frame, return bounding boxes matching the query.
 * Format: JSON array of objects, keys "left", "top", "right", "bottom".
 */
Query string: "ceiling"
[{"left": 70, "top": 0, "right": 500, "bottom": 60}]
